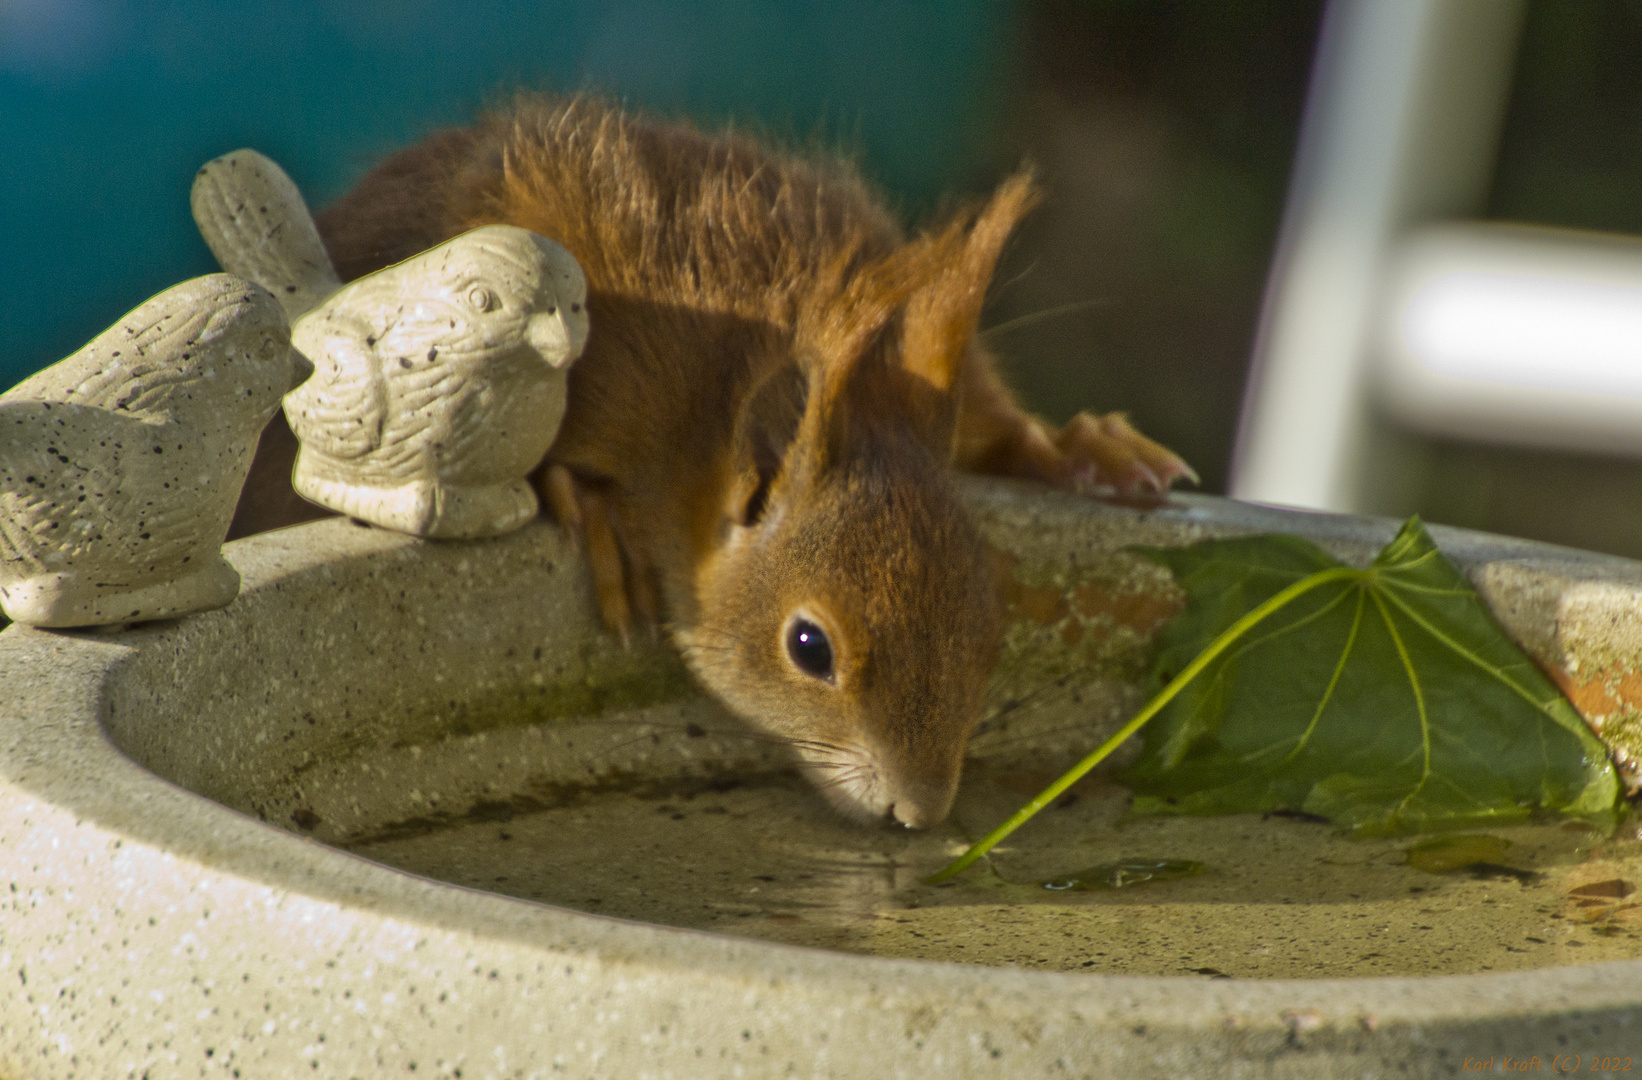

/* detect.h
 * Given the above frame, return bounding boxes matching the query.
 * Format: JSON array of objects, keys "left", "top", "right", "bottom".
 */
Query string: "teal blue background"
[
  {"left": 1, "top": 1, "right": 1012, "bottom": 387},
  {"left": 15, "top": 2, "right": 1642, "bottom": 572}
]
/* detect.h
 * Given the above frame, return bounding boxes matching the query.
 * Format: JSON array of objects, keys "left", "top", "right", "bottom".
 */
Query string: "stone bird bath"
[{"left": 4, "top": 480, "right": 1642, "bottom": 1077}]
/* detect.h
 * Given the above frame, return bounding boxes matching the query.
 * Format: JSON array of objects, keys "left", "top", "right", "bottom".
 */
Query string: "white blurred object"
[
  {"left": 1378, "top": 225, "right": 1642, "bottom": 455},
  {"left": 1231, "top": 0, "right": 1526, "bottom": 512}
]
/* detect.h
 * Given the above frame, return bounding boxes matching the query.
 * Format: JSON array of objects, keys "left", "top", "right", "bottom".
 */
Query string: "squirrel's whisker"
[{"left": 980, "top": 296, "right": 1114, "bottom": 340}]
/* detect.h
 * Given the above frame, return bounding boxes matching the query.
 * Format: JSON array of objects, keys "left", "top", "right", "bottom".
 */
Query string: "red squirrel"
[{"left": 248, "top": 94, "right": 1193, "bottom": 828}]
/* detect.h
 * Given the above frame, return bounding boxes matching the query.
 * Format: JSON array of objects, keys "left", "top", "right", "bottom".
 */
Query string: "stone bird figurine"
[
  {"left": 282, "top": 224, "right": 588, "bottom": 538},
  {"left": 191, "top": 147, "right": 342, "bottom": 323},
  {"left": 0, "top": 275, "right": 293, "bottom": 627},
  {"left": 191, "top": 147, "right": 341, "bottom": 535}
]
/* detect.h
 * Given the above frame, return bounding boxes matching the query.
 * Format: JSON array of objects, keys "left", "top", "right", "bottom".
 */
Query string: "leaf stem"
[{"left": 924, "top": 564, "right": 1363, "bottom": 884}]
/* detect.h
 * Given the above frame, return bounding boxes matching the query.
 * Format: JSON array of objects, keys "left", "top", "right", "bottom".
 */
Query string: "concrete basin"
[{"left": 4, "top": 481, "right": 1642, "bottom": 1077}]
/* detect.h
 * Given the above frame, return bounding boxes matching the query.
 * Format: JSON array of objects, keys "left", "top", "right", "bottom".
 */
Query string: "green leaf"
[
  {"left": 1125, "top": 516, "right": 1620, "bottom": 835},
  {"left": 924, "top": 516, "right": 1621, "bottom": 885}
]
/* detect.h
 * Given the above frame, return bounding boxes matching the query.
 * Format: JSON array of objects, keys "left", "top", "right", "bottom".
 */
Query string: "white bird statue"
[
  {"left": 0, "top": 275, "right": 294, "bottom": 627},
  {"left": 282, "top": 224, "right": 588, "bottom": 538},
  {"left": 191, "top": 148, "right": 342, "bottom": 322}
]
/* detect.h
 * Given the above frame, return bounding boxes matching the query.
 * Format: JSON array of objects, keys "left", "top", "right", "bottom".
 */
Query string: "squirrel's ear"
[
  {"left": 788, "top": 336, "right": 871, "bottom": 480},
  {"left": 788, "top": 241, "right": 917, "bottom": 478},
  {"left": 899, "top": 170, "right": 1039, "bottom": 393},
  {"left": 725, "top": 359, "right": 807, "bottom": 526},
  {"left": 787, "top": 170, "right": 1038, "bottom": 476}
]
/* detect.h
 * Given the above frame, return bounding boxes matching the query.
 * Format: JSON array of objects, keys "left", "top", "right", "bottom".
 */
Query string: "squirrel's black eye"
[{"left": 785, "top": 618, "right": 834, "bottom": 682}]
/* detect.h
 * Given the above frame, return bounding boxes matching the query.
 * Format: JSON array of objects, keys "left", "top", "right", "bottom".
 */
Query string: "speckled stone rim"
[{"left": 4, "top": 482, "right": 1642, "bottom": 1078}]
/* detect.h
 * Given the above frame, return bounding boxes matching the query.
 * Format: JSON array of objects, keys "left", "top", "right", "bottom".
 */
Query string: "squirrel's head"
[{"left": 681, "top": 173, "right": 1037, "bottom": 827}]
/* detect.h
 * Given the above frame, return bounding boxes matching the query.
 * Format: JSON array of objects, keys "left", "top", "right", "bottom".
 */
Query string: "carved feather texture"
[
  {"left": 284, "top": 313, "right": 388, "bottom": 461},
  {"left": 191, "top": 149, "right": 343, "bottom": 321},
  {"left": 286, "top": 225, "right": 585, "bottom": 499},
  {"left": 0, "top": 275, "right": 290, "bottom": 582}
]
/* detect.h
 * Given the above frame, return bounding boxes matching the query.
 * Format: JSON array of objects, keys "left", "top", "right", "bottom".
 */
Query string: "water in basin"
[{"left": 332, "top": 705, "right": 1642, "bottom": 980}]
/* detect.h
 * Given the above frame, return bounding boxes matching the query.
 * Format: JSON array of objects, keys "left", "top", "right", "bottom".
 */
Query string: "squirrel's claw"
[
  {"left": 540, "top": 464, "right": 584, "bottom": 552},
  {"left": 1054, "top": 411, "right": 1198, "bottom": 496},
  {"left": 578, "top": 487, "right": 634, "bottom": 649},
  {"left": 538, "top": 464, "right": 660, "bottom": 647},
  {"left": 953, "top": 364, "right": 1195, "bottom": 497}
]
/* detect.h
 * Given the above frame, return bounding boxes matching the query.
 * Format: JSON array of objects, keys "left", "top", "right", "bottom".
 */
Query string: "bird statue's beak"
[
  {"left": 286, "top": 347, "right": 316, "bottom": 391},
  {"left": 525, "top": 310, "right": 580, "bottom": 370}
]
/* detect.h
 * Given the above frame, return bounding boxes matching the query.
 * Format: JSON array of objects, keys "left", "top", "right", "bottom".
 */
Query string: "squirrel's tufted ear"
[
  {"left": 786, "top": 170, "right": 1038, "bottom": 477},
  {"left": 787, "top": 237, "right": 918, "bottom": 477},
  {"left": 899, "top": 170, "right": 1039, "bottom": 393}
]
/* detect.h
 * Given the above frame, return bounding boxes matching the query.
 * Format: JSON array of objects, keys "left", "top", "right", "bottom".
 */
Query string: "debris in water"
[{"left": 1041, "top": 858, "right": 1205, "bottom": 890}]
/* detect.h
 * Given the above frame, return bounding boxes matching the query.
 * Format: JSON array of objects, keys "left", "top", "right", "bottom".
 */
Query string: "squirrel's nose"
[
  {"left": 888, "top": 802, "right": 940, "bottom": 829},
  {"left": 880, "top": 751, "right": 963, "bottom": 828},
  {"left": 886, "top": 783, "right": 957, "bottom": 830}
]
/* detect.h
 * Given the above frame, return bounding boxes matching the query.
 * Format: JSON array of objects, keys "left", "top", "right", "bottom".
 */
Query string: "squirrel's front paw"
[
  {"left": 1050, "top": 411, "right": 1195, "bottom": 495},
  {"left": 537, "top": 464, "right": 660, "bottom": 648},
  {"left": 1043, "top": 411, "right": 1198, "bottom": 496}
]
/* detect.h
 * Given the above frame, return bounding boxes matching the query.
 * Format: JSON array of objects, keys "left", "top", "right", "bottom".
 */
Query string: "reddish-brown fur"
[{"left": 244, "top": 94, "right": 1191, "bottom": 826}]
